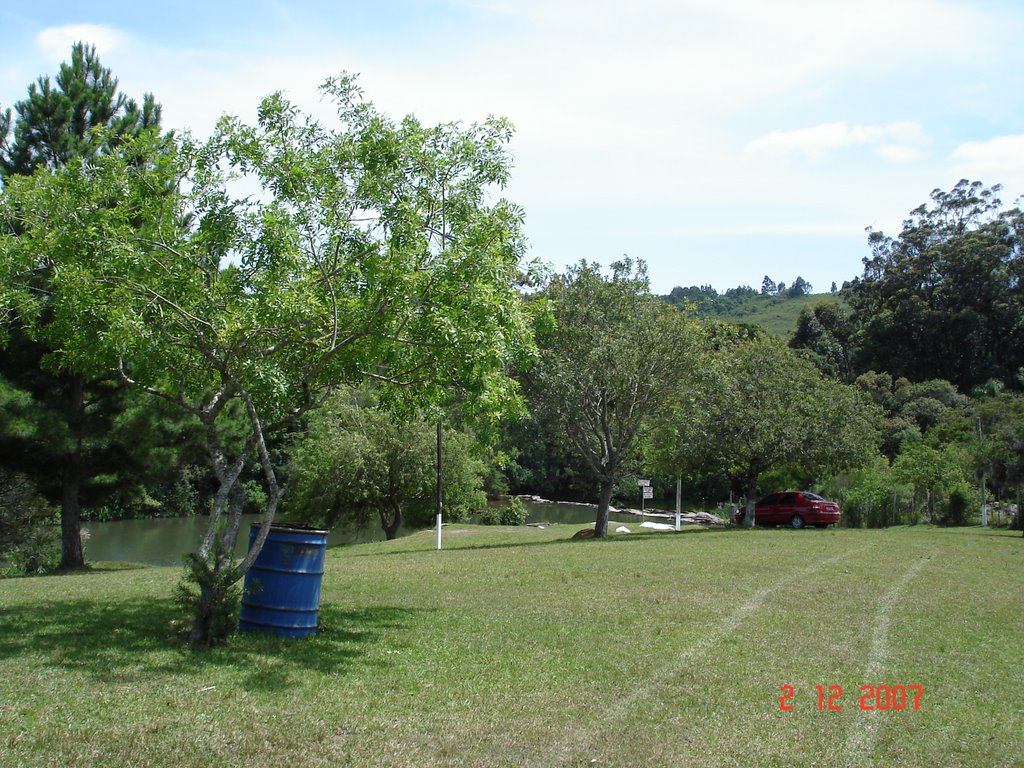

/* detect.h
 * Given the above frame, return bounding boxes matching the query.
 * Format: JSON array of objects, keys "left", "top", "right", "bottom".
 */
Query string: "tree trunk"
[
  {"left": 594, "top": 482, "right": 613, "bottom": 538},
  {"left": 187, "top": 557, "right": 229, "bottom": 647},
  {"left": 744, "top": 477, "right": 757, "bottom": 527},
  {"left": 380, "top": 506, "right": 401, "bottom": 540},
  {"left": 185, "top": 386, "right": 286, "bottom": 647},
  {"left": 189, "top": 569, "right": 215, "bottom": 645},
  {"left": 59, "top": 471, "right": 84, "bottom": 569},
  {"left": 59, "top": 373, "right": 86, "bottom": 569},
  {"left": 187, "top": 493, "right": 246, "bottom": 646}
]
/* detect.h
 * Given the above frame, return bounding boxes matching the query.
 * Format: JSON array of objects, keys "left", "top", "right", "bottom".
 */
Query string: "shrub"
[
  {"left": 0, "top": 469, "right": 60, "bottom": 576},
  {"left": 500, "top": 497, "right": 528, "bottom": 526},
  {"left": 173, "top": 520, "right": 241, "bottom": 645},
  {"left": 942, "top": 486, "right": 972, "bottom": 526},
  {"left": 479, "top": 497, "right": 528, "bottom": 526},
  {"left": 477, "top": 506, "right": 502, "bottom": 525}
]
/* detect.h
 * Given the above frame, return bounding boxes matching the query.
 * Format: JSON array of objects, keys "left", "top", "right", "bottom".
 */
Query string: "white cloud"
[
  {"left": 746, "top": 121, "right": 929, "bottom": 162},
  {"left": 951, "top": 134, "right": 1024, "bottom": 172},
  {"left": 37, "top": 24, "right": 123, "bottom": 61},
  {"left": 949, "top": 134, "right": 1024, "bottom": 197},
  {"left": 876, "top": 144, "right": 924, "bottom": 163},
  {"left": 4, "top": 0, "right": 1015, "bottom": 292},
  {"left": 726, "top": 222, "right": 867, "bottom": 237}
]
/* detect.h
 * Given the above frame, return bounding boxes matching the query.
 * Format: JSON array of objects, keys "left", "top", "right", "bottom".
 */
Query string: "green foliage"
[
  {"left": 528, "top": 258, "right": 704, "bottom": 535},
  {"left": 845, "top": 179, "right": 1024, "bottom": 391},
  {"left": 789, "top": 300, "right": 855, "bottom": 380},
  {"left": 174, "top": 549, "right": 241, "bottom": 647},
  {"left": 666, "top": 335, "right": 881, "bottom": 513},
  {"left": 827, "top": 457, "right": 898, "bottom": 528},
  {"left": 0, "top": 43, "right": 165, "bottom": 569},
  {"left": 476, "top": 506, "right": 502, "bottom": 525},
  {"left": 892, "top": 441, "right": 968, "bottom": 523},
  {"left": 494, "top": 411, "right": 593, "bottom": 501},
  {"left": 853, "top": 373, "right": 977, "bottom": 460},
  {"left": 1, "top": 72, "right": 533, "bottom": 643},
  {"left": 0, "top": 469, "right": 59, "bottom": 575},
  {"left": 500, "top": 496, "right": 528, "bottom": 525},
  {"left": 480, "top": 496, "right": 528, "bottom": 526},
  {"left": 286, "top": 389, "right": 488, "bottom": 539},
  {"left": 0, "top": 42, "right": 160, "bottom": 178},
  {"left": 944, "top": 485, "right": 971, "bottom": 526}
]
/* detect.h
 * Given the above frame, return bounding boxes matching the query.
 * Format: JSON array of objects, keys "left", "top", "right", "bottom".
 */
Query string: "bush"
[
  {"left": 942, "top": 486, "right": 971, "bottom": 526},
  {"left": 479, "top": 497, "right": 528, "bottom": 526},
  {"left": 500, "top": 497, "right": 528, "bottom": 526},
  {"left": 477, "top": 506, "right": 502, "bottom": 525},
  {"left": 174, "top": 525, "right": 241, "bottom": 646},
  {"left": 832, "top": 459, "right": 896, "bottom": 529},
  {"left": 0, "top": 469, "right": 60, "bottom": 576}
]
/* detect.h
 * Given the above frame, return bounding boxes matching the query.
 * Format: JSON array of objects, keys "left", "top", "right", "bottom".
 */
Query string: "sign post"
[{"left": 638, "top": 479, "right": 651, "bottom": 514}]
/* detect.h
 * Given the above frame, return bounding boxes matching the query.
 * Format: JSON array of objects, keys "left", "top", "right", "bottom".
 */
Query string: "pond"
[
  {"left": 82, "top": 515, "right": 385, "bottom": 567},
  {"left": 81, "top": 501, "right": 626, "bottom": 566},
  {"left": 522, "top": 501, "right": 649, "bottom": 528}
]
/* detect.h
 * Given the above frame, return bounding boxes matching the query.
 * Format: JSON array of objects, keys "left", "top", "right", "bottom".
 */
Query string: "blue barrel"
[{"left": 239, "top": 523, "right": 328, "bottom": 637}]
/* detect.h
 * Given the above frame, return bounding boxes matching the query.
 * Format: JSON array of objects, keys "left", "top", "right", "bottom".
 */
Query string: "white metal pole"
[
  {"left": 436, "top": 420, "right": 443, "bottom": 550},
  {"left": 675, "top": 475, "right": 681, "bottom": 531}
]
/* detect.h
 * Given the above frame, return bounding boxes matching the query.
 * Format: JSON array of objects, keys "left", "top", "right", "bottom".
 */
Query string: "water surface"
[{"left": 82, "top": 501, "right": 631, "bottom": 566}]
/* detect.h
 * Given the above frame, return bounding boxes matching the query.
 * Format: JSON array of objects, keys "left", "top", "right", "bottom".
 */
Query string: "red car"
[{"left": 739, "top": 491, "right": 841, "bottom": 528}]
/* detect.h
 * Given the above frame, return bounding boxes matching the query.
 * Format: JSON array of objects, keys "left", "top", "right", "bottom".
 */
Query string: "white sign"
[
  {"left": 637, "top": 479, "right": 650, "bottom": 487},
  {"left": 642, "top": 487, "right": 654, "bottom": 499}
]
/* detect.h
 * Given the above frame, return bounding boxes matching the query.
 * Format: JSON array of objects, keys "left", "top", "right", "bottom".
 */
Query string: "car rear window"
[{"left": 804, "top": 493, "right": 825, "bottom": 501}]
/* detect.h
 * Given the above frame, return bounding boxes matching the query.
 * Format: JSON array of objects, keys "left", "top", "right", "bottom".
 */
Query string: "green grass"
[
  {"left": 696, "top": 293, "right": 846, "bottom": 337},
  {"left": 1, "top": 524, "right": 1021, "bottom": 767}
]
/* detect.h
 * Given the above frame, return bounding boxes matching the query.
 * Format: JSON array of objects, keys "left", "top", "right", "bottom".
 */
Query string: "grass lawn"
[
  {"left": 1, "top": 524, "right": 1021, "bottom": 767},
  {"left": 696, "top": 293, "right": 838, "bottom": 338}
]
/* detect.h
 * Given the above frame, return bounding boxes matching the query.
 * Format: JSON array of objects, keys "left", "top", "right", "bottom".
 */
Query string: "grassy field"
[
  {"left": 694, "top": 293, "right": 845, "bottom": 337},
  {"left": 1, "top": 524, "right": 1021, "bottom": 767}
]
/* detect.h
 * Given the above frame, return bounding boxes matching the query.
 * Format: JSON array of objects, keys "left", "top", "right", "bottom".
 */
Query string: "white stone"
[{"left": 639, "top": 521, "right": 675, "bottom": 531}]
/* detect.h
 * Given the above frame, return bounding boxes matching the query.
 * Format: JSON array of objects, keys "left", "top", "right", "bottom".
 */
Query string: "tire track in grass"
[
  {"left": 843, "top": 553, "right": 933, "bottom": 767},
  {"left": 538, "top": 543, "right": 875, "bottom": 768}
]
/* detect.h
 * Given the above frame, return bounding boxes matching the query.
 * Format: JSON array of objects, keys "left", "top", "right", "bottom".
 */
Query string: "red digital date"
[{"left": 778, "top": 684, "right": 923, "bottom": 711}]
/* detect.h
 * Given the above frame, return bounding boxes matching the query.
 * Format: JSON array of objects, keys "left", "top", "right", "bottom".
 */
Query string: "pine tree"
[
  {"left": 0, "top": 43, "right": 163, "bottom": 568},
  {"left": 2, "top": 43, "right": 160, "bottom": 177}
]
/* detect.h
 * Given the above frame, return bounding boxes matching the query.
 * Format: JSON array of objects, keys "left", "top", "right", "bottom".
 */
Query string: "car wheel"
[{"left": 790, "top": 514, "right": 805, "bottom": 529}]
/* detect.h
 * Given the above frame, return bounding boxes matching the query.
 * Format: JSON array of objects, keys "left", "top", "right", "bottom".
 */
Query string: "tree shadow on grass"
[{"left": 0, "top": 595, "right": 422, "bottom": 692}]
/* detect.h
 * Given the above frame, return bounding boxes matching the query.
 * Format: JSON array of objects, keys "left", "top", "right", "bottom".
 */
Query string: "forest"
[{"left": 2, "top": 46, "right": 1022, "bottom": 639}]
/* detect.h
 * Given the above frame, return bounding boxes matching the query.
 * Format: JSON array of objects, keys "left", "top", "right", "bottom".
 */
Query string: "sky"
[{"left": 4, "top": 0, "right": 1024, "bottom": 294}]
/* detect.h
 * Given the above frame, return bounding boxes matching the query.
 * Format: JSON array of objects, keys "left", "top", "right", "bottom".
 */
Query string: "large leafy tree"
[
  {"left": 844, "top": 180, "right": 1024, "bottom": 391},
  {"left": 789, "top": 300, "right": 855, "bottom": 381},
  {"left": 891, "top": 441, "right": 967, "bottom": 524},
  {"left": 0, "top": 75, "right": 534, "bottom": 644},
  {"left": 526, "top": 259, "right": 703, "bottom": 537},
  {"left": 0, "top": 43, "right": 162, "bottom": 569},
  {"left": 929, "top": 388, "right": 1024, "bottom": 529},
  {"left": 676, "top": 335, "right": 880, "bottom": 524},
  {"left": 287, "top": 389, "right": 487, "bottom": 539}
]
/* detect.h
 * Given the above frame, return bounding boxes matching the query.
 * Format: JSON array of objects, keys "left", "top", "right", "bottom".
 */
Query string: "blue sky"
[{"left": 4, "top": 0, "right": 1024, "bottom": 294}]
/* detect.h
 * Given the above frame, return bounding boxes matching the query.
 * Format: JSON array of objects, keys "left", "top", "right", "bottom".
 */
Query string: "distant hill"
[{"left": 662, "top": 289, "right": 848, "bottom": 338}]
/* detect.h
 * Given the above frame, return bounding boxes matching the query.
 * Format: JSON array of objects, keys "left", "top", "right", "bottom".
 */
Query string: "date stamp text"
[{"left": 778, "top": 684, "right": 923, "bottom": 711}]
